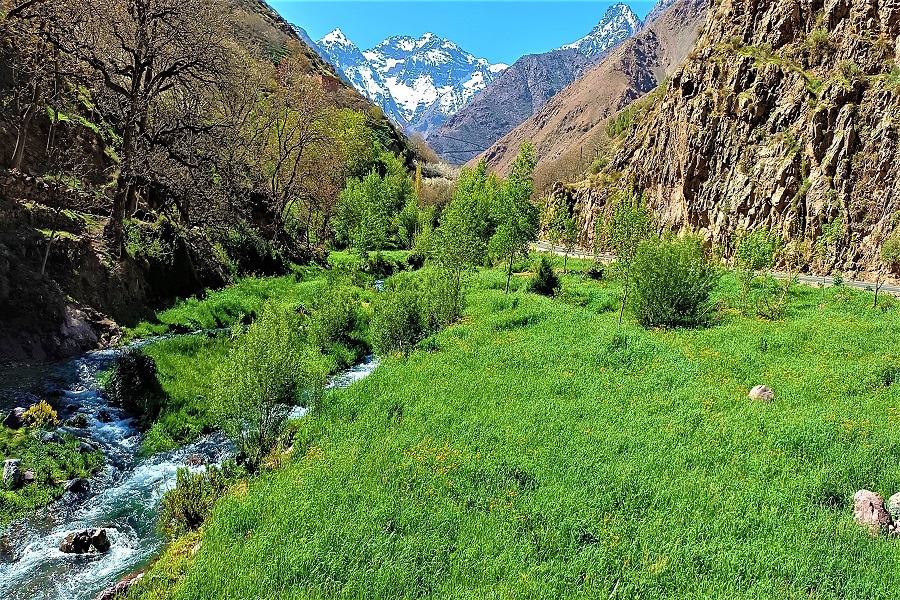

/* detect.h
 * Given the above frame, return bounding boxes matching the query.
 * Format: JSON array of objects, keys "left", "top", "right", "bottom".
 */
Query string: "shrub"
[
  {"left": 21, "top": 401, "right": 59, "bottom": 429},
  {"left": 214, "top": 303, "right": 330, "bottom": 470},
  {"left": 372, "top": 274, "right": 425, "bottom": 355},
  {"left": 366, "top": 251, "right": 398, "bottom": 278},
  {"left": 104, "top": 349, "right": 164, "bottom": 423},
  {"left": 629, "top": 236, "right": 718, "bottom": 328},
  {"left": 528, "top": 258, "right": 559, "bottom": 297},
  {"left": 159, "top": 462, "right": 241, "bottom": 538},
  {"left": 308, "top": 285, "right": 370, "bottom": 365}
]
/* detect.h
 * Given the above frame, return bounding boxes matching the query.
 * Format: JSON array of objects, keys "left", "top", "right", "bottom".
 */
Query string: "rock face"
[
  {"left": 429, "top": 2, "right": 644, "bottom": 163},
  {"left": 3, "top": 407, "right": 26, "bottom": 429},
  {"left": 748, "top": 385, "right": 775, "bottom": 401},
  {"left": 60, "top": 529, "right": 111, "bottom": 554},
  {"left": 853, "top": 489, "right": 893, "bottom": 533},
  {"left": 65, "top": 477, "right": 89, "bottom": 494},
  {"left": 569, "top": 0, "right": 900, "bottom": 278},
  {"left": 477, "top": 0, "right": 709, "bottom": 187},
  {"left": 2, "top": 458, "right": 22, "bottom": 489}
]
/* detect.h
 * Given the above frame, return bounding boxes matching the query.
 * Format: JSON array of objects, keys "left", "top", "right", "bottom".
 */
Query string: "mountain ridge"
[{"left": 427, "top": 2, "right": 645, "bottom": 163}]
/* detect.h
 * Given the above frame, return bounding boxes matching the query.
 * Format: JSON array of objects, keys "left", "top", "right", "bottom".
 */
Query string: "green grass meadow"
[{"left": 133, "top": 260, "right": 900, "bottom": 599}]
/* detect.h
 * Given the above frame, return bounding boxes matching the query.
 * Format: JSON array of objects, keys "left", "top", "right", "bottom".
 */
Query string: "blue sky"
[{"left": 269, "top": 1, "right": 658, "bottom": 65}]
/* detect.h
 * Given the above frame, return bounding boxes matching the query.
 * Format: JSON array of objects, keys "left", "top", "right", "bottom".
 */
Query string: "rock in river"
[
  {"left": 3, "top": 407, "right": 26, "bottom": 429},
  {"left": 60, "top": 529, "right": 111, "bottom": 554},
  {"left": 94, "top": 572, "right": 144, "bottom": 600},
  {"left": 65, "top": 477, "right": 89, "bottom": 494}
]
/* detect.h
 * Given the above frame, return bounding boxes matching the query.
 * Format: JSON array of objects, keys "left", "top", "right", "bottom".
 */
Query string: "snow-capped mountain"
[
  {"left": 558, "top": 3, "right": 642, "bottom": 56},
  {"left": 314, "top": 29, "right": 507, "bottom": 137}
]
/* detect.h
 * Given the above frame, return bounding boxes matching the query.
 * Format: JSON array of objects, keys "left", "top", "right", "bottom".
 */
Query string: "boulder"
[
  {"left": 22, "top": 469, "right": 35, "bottom": 485},
  {"left": 889, "top": 493, "right": 900, "bottom": 522},
  {"left": 748, "top": 385, "right": 775, "bottom": 401},
  {"left": 2, "top": 459, "right": 22, "bottom": 489},
  {"left": 3, "top": 407, "right": 26, "bottom": 429},
  {"left": 854, "top": 489, "right": 893, "bottom": 533},
  {"left": 66, "top": 414, "right": 89, "bottom": 428},
  {"left": 78, "top": 441, "right": 96, "bottom": 454},
  {"left": 94, "top": 572, "right": 144, "bottom": 600},
  {"left": 36, "top": 430, "right": 64, "bottom": 444},
  {"left": 97, "top": 409, "right": 114, "bottom": 423},
  {"left": 65, "top": 477, "right": 89, "bottom": 494},
  {"left": 60, "top": 528, "right": 111, "bottom": 554}
]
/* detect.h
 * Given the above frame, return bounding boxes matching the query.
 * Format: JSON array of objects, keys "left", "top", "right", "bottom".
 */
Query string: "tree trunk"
[
  {"left": 40, "top": 230, "right": 57, "bottom": 276},
  {"left": 618, "top": 266, "right": 630, "bottom": 326},
  {"left": 505, "top": 254, "right": 513, "bottom": 294},
  {"left": 11, "top": 91, "right": 39, "bottom": 170}
]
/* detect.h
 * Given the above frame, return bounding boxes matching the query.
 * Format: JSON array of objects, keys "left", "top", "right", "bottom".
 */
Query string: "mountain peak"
[
  {"left": 320, "top": 28, "right": 356, "bottom": 49},
  {"left": 558, "top": 2, "right": 642, "bottom": 56}
]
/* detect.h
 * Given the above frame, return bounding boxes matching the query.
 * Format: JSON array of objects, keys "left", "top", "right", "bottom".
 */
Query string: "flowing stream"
[{"left": 0, "top": 343, "right": 379, "bottom": 600}]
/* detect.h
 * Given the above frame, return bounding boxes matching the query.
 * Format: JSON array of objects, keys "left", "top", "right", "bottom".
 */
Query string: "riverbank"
[{"left": 130, "top": 258, "right": 900, "bottom": 598}]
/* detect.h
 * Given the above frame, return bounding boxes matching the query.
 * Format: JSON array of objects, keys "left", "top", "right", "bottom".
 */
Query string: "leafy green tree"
[
  {"left": 604, "top": 193, "right": 654, "bottom": 325},
  {"left": 490, "top": 143, "right": 539, "bottom": 293},
  {"left": 371, "top": 273, "right": 424, "bottom": 356},
  {"left": 630, "top": 236, "right": 718, "bottom": 328},
  {"left": 214, "top": 303, "right": 330, "bottom": 470}
]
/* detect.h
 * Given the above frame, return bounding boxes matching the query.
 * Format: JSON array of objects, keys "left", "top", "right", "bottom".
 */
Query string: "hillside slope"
[
  {"left": 477, "top": 0, "right": 708, "bottom": 189},
  {"left": 428, "top": 3, "right": 643, "bottom": 163},
  {"left": 563, "top": 0, "right": 900, "bottom": 278}
]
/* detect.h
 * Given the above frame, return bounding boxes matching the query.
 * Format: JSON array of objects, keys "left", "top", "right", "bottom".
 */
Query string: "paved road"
[{"left": 531, "top": 241, "right": 900, "bottom": 294}]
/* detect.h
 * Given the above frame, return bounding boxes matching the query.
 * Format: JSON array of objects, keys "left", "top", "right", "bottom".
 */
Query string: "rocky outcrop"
[
  {"left": 3, "top": 407, "right": 26, "bottom": 429},
  {"left": 569, "top": 0, "right": 900, "bottom": 278},
  {"left": 854, "top": 489, "right": 894, "bottom": 533}
]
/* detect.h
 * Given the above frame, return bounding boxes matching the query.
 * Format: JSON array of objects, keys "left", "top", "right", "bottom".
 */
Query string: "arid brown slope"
[
  {"left": 477, "top": 0, "right": 708, "bottom": 191},
  {"left": 564, "top": 0, "right": 900, "bottom": 277}
]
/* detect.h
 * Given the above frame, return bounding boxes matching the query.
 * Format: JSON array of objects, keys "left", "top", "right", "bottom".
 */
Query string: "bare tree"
[{"left": 56, "top": 0, "right": 233, "bottom": 255}]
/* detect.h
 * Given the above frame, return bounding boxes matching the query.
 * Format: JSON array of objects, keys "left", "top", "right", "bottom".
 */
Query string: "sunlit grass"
[{"left": 135, "top": 263, "right": 900, "bottom": 598}]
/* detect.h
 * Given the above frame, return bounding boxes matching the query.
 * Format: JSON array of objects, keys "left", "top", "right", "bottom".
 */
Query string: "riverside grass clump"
[{"left": 133, "top": 257, "right": 900, "bottom": 599}]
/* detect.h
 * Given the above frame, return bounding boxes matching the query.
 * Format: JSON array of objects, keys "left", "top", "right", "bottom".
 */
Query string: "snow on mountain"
[
  {"left": 558, "top": 3, "right": 643, "bottom": 56},
  {"left": 313, "top": 30, "right": 507, "bottom": 137}
]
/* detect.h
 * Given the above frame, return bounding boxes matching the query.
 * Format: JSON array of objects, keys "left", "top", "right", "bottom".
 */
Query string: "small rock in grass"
[
  {"left": 3, "top": 407, "right": 26, "bottom": 429},
  {"left": 22, "top": 469, "right": 35, "bottom": 485},
  {"left": 748, "top": 385, "right": 775, "bottom": 401},
  {"left": 2, "top": 459, "right": 22, "bottom": 489},
  {"left": 36, "top": 431, "right": 64, "bottom": 444},
  {"left": 854, "top": 489, "right": 893, "bottom": 534},
  {"left": 77, "top": 441, "right": 96, "bottom": 454},
  {"left": 888, "top": 493, "right": 900, "bottom": 522}
]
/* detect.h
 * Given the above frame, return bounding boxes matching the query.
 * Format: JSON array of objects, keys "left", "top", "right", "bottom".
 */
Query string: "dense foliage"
[
  {"left": 104, "top": 349, "right": 164, "bottom": 424},
  {"left": 629, "top": 236, "right": 718, "bottom": 328}
]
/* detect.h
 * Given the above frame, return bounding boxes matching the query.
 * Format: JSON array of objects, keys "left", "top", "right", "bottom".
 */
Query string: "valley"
[{"left": 1, "top": 0, "right": 900, "bottom": 598}]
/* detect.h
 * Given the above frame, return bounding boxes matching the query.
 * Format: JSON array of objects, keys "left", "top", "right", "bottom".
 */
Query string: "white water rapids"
[{"left": 0, "top": 346, "right": 378, "bottom": 600}]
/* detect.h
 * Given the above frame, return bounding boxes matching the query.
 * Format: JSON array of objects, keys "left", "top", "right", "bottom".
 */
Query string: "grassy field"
[{"left": 131, "top": 260, "right": 900, "bottom": 598}]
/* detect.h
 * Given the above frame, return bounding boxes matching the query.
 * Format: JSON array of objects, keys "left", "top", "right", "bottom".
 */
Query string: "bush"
[
  {"left": 372, "top": 274, "right": 425, "bottom": 355},
  {"left": 104, "top": 349, "right": 164, "bottom": 423},
  {"left": 21, "top": 401, "right": 59, "bottom": 429},
  {"left": 528, "top": 258, "right": 559, "bottom": 297},
  {"left": 214, "top": 303, "right": 330, "bottom": 470},
  {"left": 159, "top": 462, "right": 241, "bottom": 538},
  {"left": 366, "top": 252, "right": 399, "bottom": 278},
  {"left": 308, "top": 285, "right": 370, "bottom": 366},
  {"left": 629, "top": 236, "right": 718, "bottom": 328}
]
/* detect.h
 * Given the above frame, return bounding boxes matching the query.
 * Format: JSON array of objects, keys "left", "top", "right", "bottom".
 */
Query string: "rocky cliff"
[
  {"left": 478, "top": 0, "right": 708, "bottom": 191},
  {"left": 565, "top": 0, "right": 900, "bottom": 278}
]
